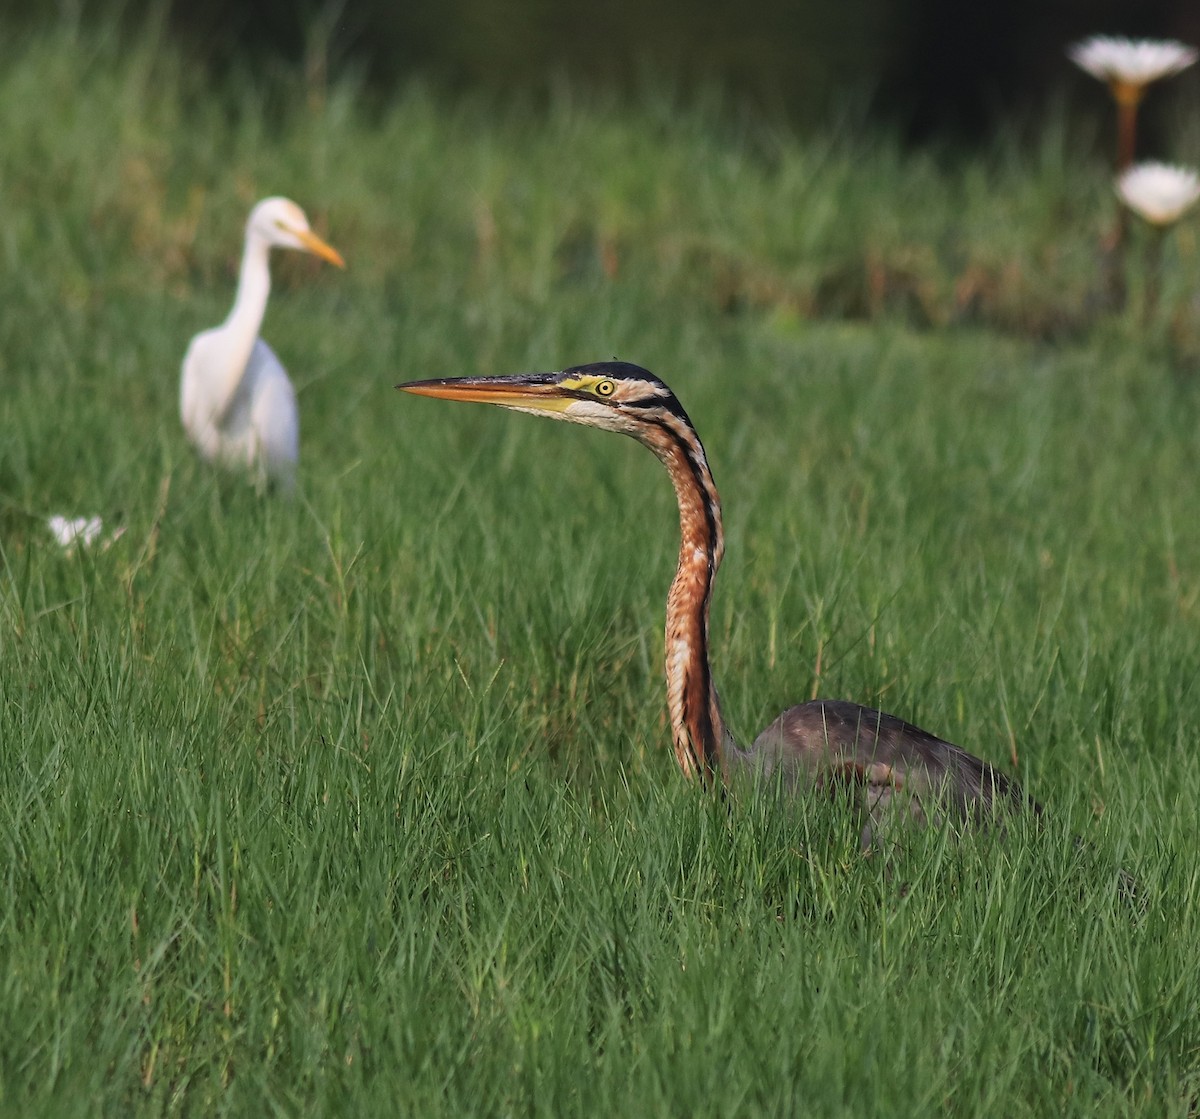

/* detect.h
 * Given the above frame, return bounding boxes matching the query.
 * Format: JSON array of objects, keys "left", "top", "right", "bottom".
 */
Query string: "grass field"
[{"left": 2, "top": 16, "right": 1200, "bottom": 1116}]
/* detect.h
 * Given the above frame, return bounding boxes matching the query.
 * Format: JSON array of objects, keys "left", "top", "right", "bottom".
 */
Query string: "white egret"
[{"left": 180, "top": 196, "right": 344, "bottom": 489}]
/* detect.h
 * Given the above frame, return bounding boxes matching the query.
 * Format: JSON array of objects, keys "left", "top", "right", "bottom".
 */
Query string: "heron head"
[{"left": 395, "top": 361, "right": 690, "bottom": 440}]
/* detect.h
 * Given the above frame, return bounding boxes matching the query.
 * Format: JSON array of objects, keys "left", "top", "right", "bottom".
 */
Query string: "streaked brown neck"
[{"left": 641, "top": 415, "right": 732, "bottom": 785}]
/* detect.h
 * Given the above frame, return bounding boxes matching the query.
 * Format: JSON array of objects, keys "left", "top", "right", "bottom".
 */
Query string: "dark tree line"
[{"left": 8, "top": 0, "right": 1200, "bottom": 138}]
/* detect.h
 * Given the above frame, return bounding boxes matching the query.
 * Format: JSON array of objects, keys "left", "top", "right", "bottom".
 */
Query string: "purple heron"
[{"left": 398, "top": 361, "right": 1038, "bottom": 845}]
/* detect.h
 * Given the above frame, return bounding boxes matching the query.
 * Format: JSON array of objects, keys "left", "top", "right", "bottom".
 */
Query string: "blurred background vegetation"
[
  {"left": 6, "top": 0, "right": 1199, "bottom": 140},
  {"left": 4, "top": 0, "right": 1200, "bottom": 356}
]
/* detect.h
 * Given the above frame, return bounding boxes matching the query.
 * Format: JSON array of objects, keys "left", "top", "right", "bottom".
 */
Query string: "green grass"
[{"left": 2, "top": 15, "right": 1200, "bottom": 1116}]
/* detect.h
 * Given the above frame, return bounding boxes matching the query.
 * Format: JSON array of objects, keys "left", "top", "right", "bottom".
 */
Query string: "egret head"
[
  {"left": 395, "top": 361, "right": 695, "bottom": 443},
  {"left": 247, "top": 197, "right": 345, "bottom": 267}
]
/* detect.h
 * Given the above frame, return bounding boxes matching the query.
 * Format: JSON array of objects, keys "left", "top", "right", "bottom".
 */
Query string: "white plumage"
[{"left": 180, "top": 197, "right": 344, "bottom": 489}]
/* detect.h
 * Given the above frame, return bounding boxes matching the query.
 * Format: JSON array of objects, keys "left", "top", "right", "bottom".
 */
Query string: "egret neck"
[{"left": 214, "top": 227, "right": 273, "bottom": 421}]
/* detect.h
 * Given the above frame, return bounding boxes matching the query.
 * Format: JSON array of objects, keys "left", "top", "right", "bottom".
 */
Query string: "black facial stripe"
[{"left": 622, "top": 395, "right": 693, "bottom": 428}]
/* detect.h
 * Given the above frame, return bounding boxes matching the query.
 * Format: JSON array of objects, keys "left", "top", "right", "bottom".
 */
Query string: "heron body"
[
  {"left": 397, "top": 362, "right": 1036, "bottom": 844},
  {"left": 180, "top": 197, "right": 344, "bottom": 489}
]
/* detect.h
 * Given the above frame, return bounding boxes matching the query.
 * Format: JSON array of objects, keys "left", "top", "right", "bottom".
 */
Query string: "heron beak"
[
  {"left": 296, "top": 229, "right": 346, "bottom": 268},
  {"left": 395, "top": 375, "right": 574, "bottom": 412}
]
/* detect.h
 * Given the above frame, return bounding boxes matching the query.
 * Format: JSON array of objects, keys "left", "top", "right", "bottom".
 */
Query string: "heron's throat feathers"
[{"left": 656, "top": 420, "right": 730, "bottom": 785}]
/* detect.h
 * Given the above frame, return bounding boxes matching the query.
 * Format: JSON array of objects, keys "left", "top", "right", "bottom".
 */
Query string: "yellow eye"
[{"left": 594, "top": 379, "right": 615, "bottom": 397}]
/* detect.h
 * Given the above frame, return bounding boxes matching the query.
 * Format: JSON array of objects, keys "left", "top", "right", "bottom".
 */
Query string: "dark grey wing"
[{"left": 746, "top": 699, "right": 1037, "bottom": 841}]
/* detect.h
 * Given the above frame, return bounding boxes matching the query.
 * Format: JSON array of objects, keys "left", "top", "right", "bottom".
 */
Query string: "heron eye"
[{"left": 594, "top": 379, "right": 615, "bottom": 397}]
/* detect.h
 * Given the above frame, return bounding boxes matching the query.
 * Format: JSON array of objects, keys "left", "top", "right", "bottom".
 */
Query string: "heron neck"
[{"left": 653, "top": 426, "right": 737, "bottom": 785}]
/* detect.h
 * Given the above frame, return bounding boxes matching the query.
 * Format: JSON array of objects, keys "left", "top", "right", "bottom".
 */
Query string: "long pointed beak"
[
  {"left": 296, "top": 228, "right": 346, "bottom": 268},
  {"left": 395, "top": 374, "right": 574, "bottom": 412}
]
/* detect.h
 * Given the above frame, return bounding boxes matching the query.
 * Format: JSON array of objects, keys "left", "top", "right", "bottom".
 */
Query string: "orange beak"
[
  {"left": 396, "top": 374, "right": 574, "bottom": 412},
  {"left": 296, "top": 228, "right": 346, "bottom": 268}
]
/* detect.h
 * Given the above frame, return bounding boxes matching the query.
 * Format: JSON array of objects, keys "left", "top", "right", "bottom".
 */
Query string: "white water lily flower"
[
  {"left": 46, "top": 514, "right": 125, "bottom": 551},
  {"left": 1116, "top": 162, "right": 1200, "bottom": 226},
  {"left": 47, "top": 515, "right": 105, "bottom": 548},
  {"left": 1069, "top": 36, "right": 1197, "bottom": 92}
]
